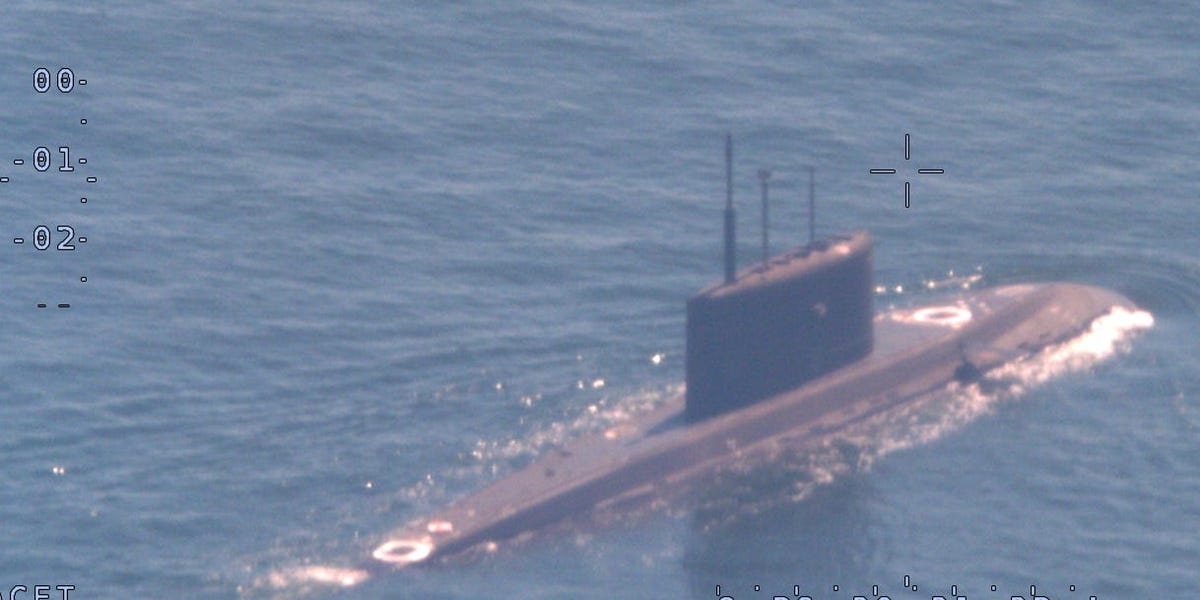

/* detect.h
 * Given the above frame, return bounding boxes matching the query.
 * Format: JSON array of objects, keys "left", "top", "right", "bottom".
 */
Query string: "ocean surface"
[{"left": 1, "top": 2, "right": 1197, "bottom": 598}]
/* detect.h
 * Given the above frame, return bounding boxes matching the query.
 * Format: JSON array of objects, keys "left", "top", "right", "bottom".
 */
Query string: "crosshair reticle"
[{"left": 870, "top": 133, "right": 944, "bottom": 208}]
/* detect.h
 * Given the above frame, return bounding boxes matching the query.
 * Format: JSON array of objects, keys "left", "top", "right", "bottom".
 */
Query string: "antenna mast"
[
  {"left": 723, "top": 134, "right": 736, "bottom": 284},
  {"left": 808, "top": 166, "right": 816, "bottom": 245},
  {"left": 758, "top": 168, "right": 771, "bottom": 266}
]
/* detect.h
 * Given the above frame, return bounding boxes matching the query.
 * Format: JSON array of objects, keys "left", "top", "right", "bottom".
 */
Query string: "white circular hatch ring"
[
  {"left": 373, "top": 537, "right": 434, "bottom": 565},
  {"left": 911, "top": 305, "right": 973, "bottom": 328}
]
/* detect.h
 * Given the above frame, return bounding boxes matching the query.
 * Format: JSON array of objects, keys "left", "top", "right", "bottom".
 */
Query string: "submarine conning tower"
[
  {"left": 684, "top": 135, "right": 874, "bottom": 421},
  {"left": 685, "top": 232, "right": 875, "bottom": 421}
]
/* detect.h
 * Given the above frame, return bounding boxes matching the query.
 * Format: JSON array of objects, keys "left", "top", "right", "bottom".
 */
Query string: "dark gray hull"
[{"left": 370, "top": 282, "right": 1135, "bottom": 568}]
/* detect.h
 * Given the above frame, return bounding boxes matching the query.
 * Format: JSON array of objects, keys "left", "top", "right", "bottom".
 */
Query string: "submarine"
[{"left": 369, "top": 135, "right": 1142, "bottom": 569}]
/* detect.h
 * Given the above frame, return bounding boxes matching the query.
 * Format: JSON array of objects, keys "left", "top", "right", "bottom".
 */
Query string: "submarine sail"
[{"left": 686, "top": 232, "right": 874, "bottom": 421}]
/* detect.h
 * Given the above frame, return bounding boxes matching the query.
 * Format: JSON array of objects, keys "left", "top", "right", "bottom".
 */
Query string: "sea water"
[{"left": 0, "top": 2, "right": 1196, "bottom": 598}]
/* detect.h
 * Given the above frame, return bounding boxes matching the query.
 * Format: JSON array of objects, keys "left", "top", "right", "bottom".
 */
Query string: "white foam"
[
  {"left": 988, "top": 306, "right": 1154, "bottom": 393},
  {"left": 842, "top": 305, "right": 1154, "bottom": 468},
  {"left": 264, "top": 565, "right": 369, "bottom": 588}
]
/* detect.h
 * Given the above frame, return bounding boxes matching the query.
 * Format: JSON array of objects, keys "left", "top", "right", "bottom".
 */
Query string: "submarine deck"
[{"left": 372, "top": 282, "right": 1135, "bottom": 568}]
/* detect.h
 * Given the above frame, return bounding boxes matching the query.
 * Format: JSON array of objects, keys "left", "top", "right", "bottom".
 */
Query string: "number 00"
[{"left": 32, "top": 67, "right": 75, "bottom": 93}]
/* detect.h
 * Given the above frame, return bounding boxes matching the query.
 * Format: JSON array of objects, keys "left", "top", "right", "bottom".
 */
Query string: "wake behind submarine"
[{"left": 371, "top": 135, "right": 1143, "bottom": 569}]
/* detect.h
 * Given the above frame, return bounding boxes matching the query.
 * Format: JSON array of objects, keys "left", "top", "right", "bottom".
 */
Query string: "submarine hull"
[{"left": 371, "top": 282, "right": 1136, "bottom": 568}]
